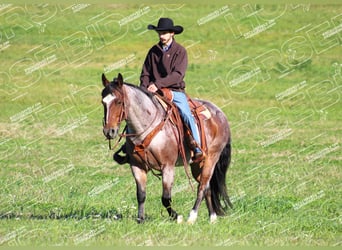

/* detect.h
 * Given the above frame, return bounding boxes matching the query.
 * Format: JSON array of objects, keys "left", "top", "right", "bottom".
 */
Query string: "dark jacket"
[{"left": 140, "top": 39, "right": 187, "bottom": 92}]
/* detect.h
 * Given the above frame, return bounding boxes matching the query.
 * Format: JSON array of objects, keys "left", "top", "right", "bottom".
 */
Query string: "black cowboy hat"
[{"left": 147, "top": 17, "right": 183, "bottom": 34}]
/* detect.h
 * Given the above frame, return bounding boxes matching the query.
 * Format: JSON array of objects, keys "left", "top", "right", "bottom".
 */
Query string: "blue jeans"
[{"left": 171, "top": 91, "right": 201, "bottom": 147}]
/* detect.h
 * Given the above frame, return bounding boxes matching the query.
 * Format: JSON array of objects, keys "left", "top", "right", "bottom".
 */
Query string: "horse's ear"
[
  {"left": 102, "top": 73, "right": 110, "bottom": 87},
  {"left": 117, "top": 73, "right": 123, "bottom": 87}
]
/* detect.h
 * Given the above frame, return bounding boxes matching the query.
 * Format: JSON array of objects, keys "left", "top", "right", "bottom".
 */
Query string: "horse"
[{"left": 101, "top": 73, "right": 232, "bottom": 224}]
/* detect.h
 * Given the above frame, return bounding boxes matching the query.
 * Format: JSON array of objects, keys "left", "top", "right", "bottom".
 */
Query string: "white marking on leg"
[
  {"left": 187, "top": 210, "right": 198, "bottom": 224},
  {"left": 210, "top": 213, "right": 217, "bottom": 224}
]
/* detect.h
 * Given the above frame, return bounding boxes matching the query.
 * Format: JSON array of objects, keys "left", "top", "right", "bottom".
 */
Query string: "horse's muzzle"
[{"left": 103, "top": 127, "right": 118, "bottom": 139}]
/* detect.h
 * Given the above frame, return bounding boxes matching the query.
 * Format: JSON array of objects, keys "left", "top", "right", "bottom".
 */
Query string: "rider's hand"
[{"left": 147, "top": 83, "right": 158, "bottom": 93}]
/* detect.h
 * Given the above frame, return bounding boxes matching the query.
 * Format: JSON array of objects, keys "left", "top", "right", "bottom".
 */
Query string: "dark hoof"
[{"left": 137, "top": 217, "right": 145, "bottom": 224}]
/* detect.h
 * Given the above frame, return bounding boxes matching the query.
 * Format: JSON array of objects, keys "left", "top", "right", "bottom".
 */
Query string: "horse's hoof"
[
  {"left": 187, "top": 219, "right": 196, "bottom": 225},
  {"left": 177, "top": 215, "right": 183, "bottom": 224},
  {"left": 210, "top": 214, "right": 217, "bottom": 224},
  {"left": 187, "top": 210, "right": 197, "bottom": 224},
  {"left": 137, "top": 218, "right": 145, "bottom": 224}
]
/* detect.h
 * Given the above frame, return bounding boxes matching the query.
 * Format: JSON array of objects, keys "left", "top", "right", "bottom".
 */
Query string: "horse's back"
[
  {"left": 194, "top": 98, "right": 230, "bottom": 148},
  {"left": 195, "top": 98, "right": 230, "bottom": 128}
]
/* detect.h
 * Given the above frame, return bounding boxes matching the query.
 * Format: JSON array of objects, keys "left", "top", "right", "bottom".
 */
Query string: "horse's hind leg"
[
  {"left": 161, "top": 165, "right": 178, "bottom": 220},
  {"left": 187, "top": 185, "right": 217, "bottom": 224},
  {"left": 187, "top": 158, "right": 216, "bottom": 224},
  {"left": 204, "top": 188, "right": 217, "bottom": 223},
  {"left": 131, "top": 165, "right": 147, "bottom": 223}
]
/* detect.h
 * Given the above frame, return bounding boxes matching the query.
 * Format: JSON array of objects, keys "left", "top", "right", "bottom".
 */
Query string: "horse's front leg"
[
  {"left": 161, "top": 165, "right": 179, "bottom": 221},
  {"left": 131, "top": 165, "right": 147, "bottom": 223}
]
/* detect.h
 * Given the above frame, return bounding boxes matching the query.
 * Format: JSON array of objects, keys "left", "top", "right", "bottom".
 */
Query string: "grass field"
[{"left": 0, "top": 3, "right": 341, "bottom": 247}]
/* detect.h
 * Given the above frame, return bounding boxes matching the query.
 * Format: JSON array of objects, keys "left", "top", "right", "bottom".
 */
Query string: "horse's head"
[{"left": 101, "top": 73, "right": 126, "bottom": 140}]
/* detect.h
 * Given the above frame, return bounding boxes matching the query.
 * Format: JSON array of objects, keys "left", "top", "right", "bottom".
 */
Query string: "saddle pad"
[{"left": 189, "top": 100, "right": 211, "bottom": 120}]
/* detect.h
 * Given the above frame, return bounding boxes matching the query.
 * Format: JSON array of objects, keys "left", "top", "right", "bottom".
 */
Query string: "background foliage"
[{"left": 0, "top": 3, "right": 341, "bottom": 246}]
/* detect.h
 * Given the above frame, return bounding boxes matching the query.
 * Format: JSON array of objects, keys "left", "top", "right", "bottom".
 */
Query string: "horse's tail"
[{"left": 210, "top": 138, "right": 233, "bottom": 216}]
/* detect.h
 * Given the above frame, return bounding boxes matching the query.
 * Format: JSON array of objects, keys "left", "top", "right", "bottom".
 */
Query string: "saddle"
[{"left": 155, "top": 88, "right": 211, "bottom": 156}]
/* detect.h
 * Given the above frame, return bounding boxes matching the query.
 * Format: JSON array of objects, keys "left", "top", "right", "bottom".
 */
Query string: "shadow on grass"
[{"left": 0, "top": 207, "right": 123, "bottom": 220}]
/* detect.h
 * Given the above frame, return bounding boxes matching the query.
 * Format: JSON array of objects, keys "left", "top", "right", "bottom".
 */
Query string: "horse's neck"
[{"left": 125, "top": 85, "right": 163, "bottom": 138}]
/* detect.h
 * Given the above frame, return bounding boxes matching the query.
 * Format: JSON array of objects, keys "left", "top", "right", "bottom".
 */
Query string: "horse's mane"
[
  {"left": 124, "top": 82, "right": 162, "bottom": 108},
  {"left": 103, "top": 78, "right": 161, "bottom": 108}
]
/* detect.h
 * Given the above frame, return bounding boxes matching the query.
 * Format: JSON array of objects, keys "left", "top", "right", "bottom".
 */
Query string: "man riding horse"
[{"left": 115, "top": 17, "right": 203, "bottom": 163}]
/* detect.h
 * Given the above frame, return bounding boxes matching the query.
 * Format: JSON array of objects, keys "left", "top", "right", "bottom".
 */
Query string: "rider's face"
[{"left": 158, "top": 31, "right": 174, "bottom": 46}]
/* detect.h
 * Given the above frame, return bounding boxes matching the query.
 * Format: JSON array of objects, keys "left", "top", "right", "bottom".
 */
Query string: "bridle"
[
  {"left": 103, "top": 83, "right": 160, "bottom": 151},
  {"left": 103, "top": 84, "right": 127, "bottom": 150},
  {"left": 103, "top": 83, "right": 164, "bottom": 152}
]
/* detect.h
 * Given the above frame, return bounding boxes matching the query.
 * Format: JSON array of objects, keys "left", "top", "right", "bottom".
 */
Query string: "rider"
[{"left": 140, "top": 17, "right": 203, "bottom": 161}]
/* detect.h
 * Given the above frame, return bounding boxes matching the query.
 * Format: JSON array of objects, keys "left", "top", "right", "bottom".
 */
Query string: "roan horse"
[{"left": 101, "top": 73, "right": 232, "bottom": 224}]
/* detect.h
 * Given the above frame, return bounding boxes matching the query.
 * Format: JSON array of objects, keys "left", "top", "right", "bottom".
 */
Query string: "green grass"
[{"left": 0, "top": 3, "right": 341, "bottom": 247}]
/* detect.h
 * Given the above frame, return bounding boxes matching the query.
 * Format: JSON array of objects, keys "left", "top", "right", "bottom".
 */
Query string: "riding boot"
[
  {"left": 189, "top": 139, "right": 203, "bottom": 162},
  {"left": 192, "top": 146, "right": 203, "bottom": 162},
  {"left": 184, "top": 129, "right": 203, "bottom": 161},
  {"left": 193, "top": 147, "right": 203, "bottom": 160},
  {"left": 113, "top": 143, "right": 128, "bottom": 164}
]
